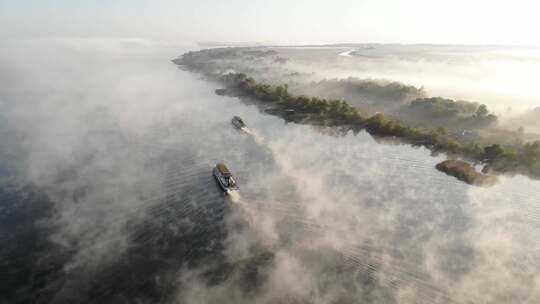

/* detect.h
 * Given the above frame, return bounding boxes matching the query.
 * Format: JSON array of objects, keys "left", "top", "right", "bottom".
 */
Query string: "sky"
[{"left": 1, "top": 0, "right": 540, "bottom": 45}]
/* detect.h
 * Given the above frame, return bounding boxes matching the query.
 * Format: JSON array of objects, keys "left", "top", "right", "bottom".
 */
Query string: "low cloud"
[{"left": 2, "top": 39, "right": 540, "bottom": 303}]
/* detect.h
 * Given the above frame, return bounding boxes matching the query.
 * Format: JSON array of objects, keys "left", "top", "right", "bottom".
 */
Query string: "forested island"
[
  {"left": 436, "top": 160, "right": 498, "bottom": 186},
  {"left": 175, "top": 48, "right": 540, "bottom": 184}
]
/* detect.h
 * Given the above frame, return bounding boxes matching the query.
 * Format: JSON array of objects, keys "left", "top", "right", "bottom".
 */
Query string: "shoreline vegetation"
[{"left": 176, "top": 49, "right": 540, "bottom": 185}]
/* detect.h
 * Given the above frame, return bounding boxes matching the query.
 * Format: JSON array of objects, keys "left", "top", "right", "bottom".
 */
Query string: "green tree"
[
  {"left": 484, "top": 144, "right": 505, "bottom": 160},
  {"left": 476, "top": 104, "right": 488, "bottom": 117}
]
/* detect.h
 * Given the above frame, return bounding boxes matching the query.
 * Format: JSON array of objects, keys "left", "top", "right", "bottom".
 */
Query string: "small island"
[{"left": 436, "top": 160, "right": 498, "bottom": 186}]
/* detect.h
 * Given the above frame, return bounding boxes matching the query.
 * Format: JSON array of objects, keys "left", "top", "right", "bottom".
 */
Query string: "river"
[{"left": 1, "top": 38, "right": 540, "bottom": 303}]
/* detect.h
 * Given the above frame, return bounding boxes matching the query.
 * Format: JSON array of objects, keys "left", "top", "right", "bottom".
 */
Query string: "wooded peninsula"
[{"left": 176, "top": 48, "right": 540, "bottom": 183}]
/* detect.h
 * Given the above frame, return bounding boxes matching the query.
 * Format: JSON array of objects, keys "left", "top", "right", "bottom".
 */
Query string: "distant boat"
[
  {"left": 213, "top": 163, "right": 239, "bottom": 193},
  {"left": 215, "top": 88, "right": 228, "bottom": 96},
  {"left": 231, "top": 116, "right": 246, "bottom": 129}
]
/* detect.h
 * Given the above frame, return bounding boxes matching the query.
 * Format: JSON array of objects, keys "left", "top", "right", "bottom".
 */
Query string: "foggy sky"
[{"left": 2, "top": 0, "right": 540, "bottom": 46}]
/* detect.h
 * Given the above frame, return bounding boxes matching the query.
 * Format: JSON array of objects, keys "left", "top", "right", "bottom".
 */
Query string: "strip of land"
[{"left": 175, "top": 49, "right": 540, "bottom": 184}]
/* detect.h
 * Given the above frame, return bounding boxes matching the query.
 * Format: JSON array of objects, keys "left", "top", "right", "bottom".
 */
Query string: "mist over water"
[
  {"left": 1, "top": 38, "right": 540, "bottom": 303},
  {"left": 279, "top": 45, "right": 540, "bottom": 115}
]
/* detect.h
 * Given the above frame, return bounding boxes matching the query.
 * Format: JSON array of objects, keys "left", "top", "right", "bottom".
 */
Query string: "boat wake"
[
  {"left": 241, "top": 127, "right": 265, "bottom": 145},
  {"left": 227, "top": 189, "right": 242, "bottom": 204}
]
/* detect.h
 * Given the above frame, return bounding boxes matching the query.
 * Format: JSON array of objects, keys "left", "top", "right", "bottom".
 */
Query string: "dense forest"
[{"left": 294, "top": 79, "right": 498, "bottom": 131}]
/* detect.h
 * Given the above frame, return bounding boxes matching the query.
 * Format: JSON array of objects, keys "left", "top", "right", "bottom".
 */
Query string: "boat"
[
  {"left": 231, "top": 116, "right": 246, "bottom": 129},
  {"left": 213, "top": 163, "right": 239, "bottom": 193}
]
